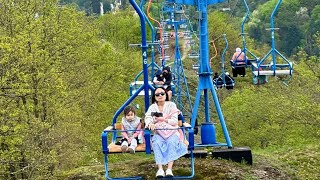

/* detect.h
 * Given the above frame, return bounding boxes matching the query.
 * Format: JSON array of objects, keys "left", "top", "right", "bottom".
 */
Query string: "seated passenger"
[
  {"left": 145, "top": 87, "right": 187, "bottom": 178},
  {"left": 213, "top": 72, "right": 219, "bottom": 81},
  {"left": 120, "top": 106, "right": 142, "bottom": 154},
  {"left": 225, "top": 72, "right": 234, "bottom": 81},
  {"left": 231, "top": 48, "right": 247, "bottom": 77},
  {"left": 225, "top": 72, "right": 234, "bottom": 90},
  {"left": 162, "top": 66, "right": 173, "bottom": 100},
  {"left": 231, "top": 47, "right": 247, "bottom": 63},
  {"left": 153, "top": 69, "right": 165, "bottom": 87}
]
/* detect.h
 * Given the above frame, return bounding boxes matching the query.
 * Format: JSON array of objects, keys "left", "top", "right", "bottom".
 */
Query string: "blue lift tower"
[{"left": 162, "top": 2, "right": 193, "bottom": 117}]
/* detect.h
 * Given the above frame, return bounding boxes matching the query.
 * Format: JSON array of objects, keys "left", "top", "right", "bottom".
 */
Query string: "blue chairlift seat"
[
  {"left": 184, "top": 30, "right": 190, "bottom": 36},
  {"left": 175, "top": 9, "right": 184, "bottom": 14},
  {"left": 163, "top": 32, "right": 169, "bottom": 38},
  {"left": 187, "top": 40, "right": 195, "bottom": 45},
  {"left": 184, "top": 35, "right": 192, "bottom": 40},
  {"left": 250, "top": 61, "right": 293, "bottom": 85},
  {"left": 159, "top": 55, "right": 171, "bottom": 61},
  {"left": 180, "top": 24, "right": 187, "bottom": 29}
]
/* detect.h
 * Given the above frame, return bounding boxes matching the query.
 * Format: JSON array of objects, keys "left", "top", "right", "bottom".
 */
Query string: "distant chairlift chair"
[{"left": 250, "top": 0, "right": 293, "bottom": 85}]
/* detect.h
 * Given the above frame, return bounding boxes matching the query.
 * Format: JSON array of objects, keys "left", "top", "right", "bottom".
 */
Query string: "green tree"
[
  {"left": 98, "top": 10, "right": 142, "bottom": 50},
  {"left": 0, "top": 0, "right": 104, "bottom": 178}
]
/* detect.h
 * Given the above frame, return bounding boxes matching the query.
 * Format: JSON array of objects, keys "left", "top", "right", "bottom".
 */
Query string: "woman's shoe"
[
  {"left": 165, "top": 169, "right": 173, "bottom": 177},
  {"left": 156, "top": 169, "right": 165, "bottom": 178}
]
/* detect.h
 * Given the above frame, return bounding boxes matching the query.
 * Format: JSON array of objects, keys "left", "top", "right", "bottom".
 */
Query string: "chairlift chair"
[
  {"left": 102, "top": 119, "right": 195, "bottom": 179},
  {"left": 130, "top": 81, "right": 153, "bottom": 96},
  {"left": 213, "top": 74, "right": 235, "bottom": 90},
  {"left": 251, "top": 0, "right": 293, "bottom": 85},
  {"left": 214, "top": 34, "right": 235, "bottom": 90}
]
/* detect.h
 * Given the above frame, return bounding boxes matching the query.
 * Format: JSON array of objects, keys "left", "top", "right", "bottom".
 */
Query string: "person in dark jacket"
[{"left": 162, "top": 66, "right": 173, "bottom": 100}]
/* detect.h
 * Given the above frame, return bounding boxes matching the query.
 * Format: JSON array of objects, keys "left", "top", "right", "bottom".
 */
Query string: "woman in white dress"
[{"left": 145, "top": 87, "right": 188, "bottom": 178}]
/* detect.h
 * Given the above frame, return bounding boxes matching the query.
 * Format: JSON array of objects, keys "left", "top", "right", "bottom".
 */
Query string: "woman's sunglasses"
[{"left": 155, "top": 92, "right": 166, "bottom": 97}]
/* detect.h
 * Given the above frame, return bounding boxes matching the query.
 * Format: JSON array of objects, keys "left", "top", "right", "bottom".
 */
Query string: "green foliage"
[
  {"left": 98, "top": 10, "right": 142, "bottom": 50},
  {"left": 0, "top": 0, "right": 141, "bottom": 178},
  {"left": 256, "top": 144, "right": 320, "bottom": 179}
]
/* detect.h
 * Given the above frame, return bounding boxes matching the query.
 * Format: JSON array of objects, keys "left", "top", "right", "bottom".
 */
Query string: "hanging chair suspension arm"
[
  {"left": 221, "top": 34, "right": 228, "bottom": 85},
  {"left": 147, "top": 0, "right": 165, "bottom": 62},
  {"left": 139, "top": 0, "right": 158, "bottom": 79},
  {"left": 241, "top": 0, "right": 250, "bottom": 50}
]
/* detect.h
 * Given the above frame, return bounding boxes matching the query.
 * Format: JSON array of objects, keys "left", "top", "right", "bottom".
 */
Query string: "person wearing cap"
[
  {"left": 162, "top": 66, "right": 173, "bottom": 100},
  {"left": 225, "top": 72, "right": 234, "bottom": 89}
]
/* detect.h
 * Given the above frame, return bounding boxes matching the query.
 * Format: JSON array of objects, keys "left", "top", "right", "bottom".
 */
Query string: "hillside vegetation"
[{"left": 0, "top": 0, "right": 319, "bottom": 179}]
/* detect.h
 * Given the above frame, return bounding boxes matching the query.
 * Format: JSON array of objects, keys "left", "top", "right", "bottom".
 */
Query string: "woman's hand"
[{"left": 148, "top": 123, "right": 156, "bottom": 130}]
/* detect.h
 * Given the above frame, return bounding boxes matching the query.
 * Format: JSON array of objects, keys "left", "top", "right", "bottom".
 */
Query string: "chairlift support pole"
[
  {"left": 270, "top": 0, "right": 281, "bottom": 68},
  {"left": 241, "top": 0, "right": 249, "bottom": 66},
  {"left": 175, "top": 0, "right": 232, "bottom": 148},
  {"left": 111, "top": 0, "right": 152, "bottom": 125}
]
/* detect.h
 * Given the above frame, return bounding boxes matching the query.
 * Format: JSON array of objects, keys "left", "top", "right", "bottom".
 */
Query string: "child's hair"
[{"left": 123, "top": 106, "right": 136, "bottom": 116}]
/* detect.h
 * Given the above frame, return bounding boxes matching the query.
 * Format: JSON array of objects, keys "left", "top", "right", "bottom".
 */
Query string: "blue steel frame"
[
  {"left": 231, "top": 0, "right": 258, "bottom": 68},
  {"left": 174, "top": 0, "right": 232, "bottom": 148},
  {"left": 254, "top": 0, "right": 293, "bottom": 76},
  {"left": 163, "top": 3, "right": 193, "bottom": 117}
]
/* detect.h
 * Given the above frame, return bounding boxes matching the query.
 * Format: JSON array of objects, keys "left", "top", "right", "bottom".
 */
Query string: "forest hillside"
[{"left": 0, "top": 0, "right": 319, "bottom": 179}]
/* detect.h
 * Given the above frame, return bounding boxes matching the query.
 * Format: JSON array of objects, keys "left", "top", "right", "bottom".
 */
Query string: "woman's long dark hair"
[{"left": 151, "top": 87, "right": 169, "bottom": 104}]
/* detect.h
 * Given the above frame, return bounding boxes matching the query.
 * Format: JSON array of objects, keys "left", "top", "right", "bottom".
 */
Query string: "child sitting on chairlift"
[{"left": 119, "top": 106, "right": 142, "bottom": 154}]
